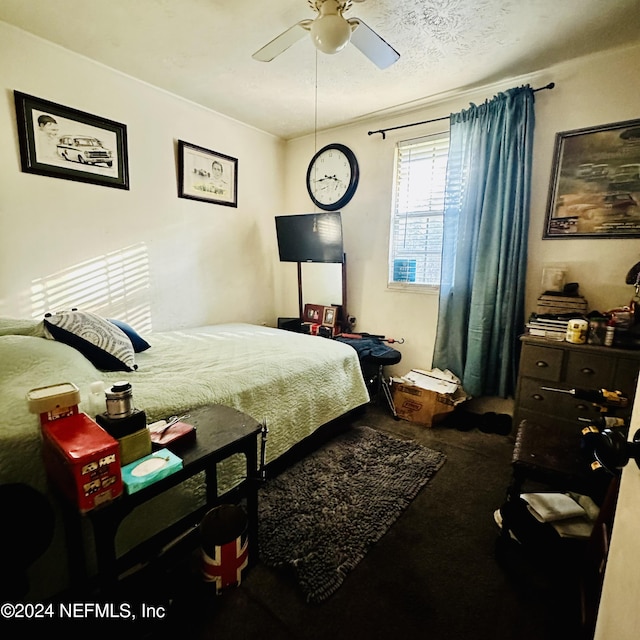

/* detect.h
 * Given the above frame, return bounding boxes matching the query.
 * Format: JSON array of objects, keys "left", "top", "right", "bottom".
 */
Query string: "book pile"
[
  {"left": 536, "top": 293, "right": 588, "bottom": 315},
  {"left": 525, "top": 314, "right": 570, "bottom": 340},
  {"left": 520, "top": 492, "right": 599, "bottom": 539}
]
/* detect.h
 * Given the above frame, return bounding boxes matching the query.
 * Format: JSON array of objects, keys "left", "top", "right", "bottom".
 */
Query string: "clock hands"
[{"left": 314, "top": 174, "right": 345, "bottom": 193}]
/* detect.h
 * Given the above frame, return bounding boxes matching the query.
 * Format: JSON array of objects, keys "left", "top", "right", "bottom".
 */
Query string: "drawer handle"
[
  {"left": 580, "top": 367, "right": 595, "bottom": 375},
  {"left": 535, "top": 361, "right": 548, "bottom": 368},
  {"left": 576, "top": 403, "right": 588, "bottom": 411},
  {"left": 532, "top": 394, "right": 543, "bottom": 401}
]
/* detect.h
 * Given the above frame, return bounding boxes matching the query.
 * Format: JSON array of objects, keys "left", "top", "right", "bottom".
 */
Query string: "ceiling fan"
[{"left": 252, "top": 0, "right": 400, "bottom": 69}]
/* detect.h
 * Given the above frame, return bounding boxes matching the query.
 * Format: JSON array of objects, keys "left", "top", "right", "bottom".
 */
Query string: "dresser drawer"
[
  {"left": 518, "top": 377, "right": 604, "bottom": 422},
  {"left": 519, "top": 344, "right": 563, "bottom": 382},
  {"left": 515, "top": 337, "right": 640, "bottom": 434},
  {"left": 613, "top": 357, "right": 640, "bottom": 398},
  {"left": 565, "top": 350, "right": 614, "bottom": 389}
]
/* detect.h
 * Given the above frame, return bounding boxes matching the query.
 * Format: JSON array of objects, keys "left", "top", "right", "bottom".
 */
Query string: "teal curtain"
[{"left": 432, "top": 85, "right": 535, "bottom": 398}]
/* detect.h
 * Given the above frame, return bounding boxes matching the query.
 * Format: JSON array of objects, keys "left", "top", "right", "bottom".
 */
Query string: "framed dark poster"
[{"left": 544, "top": 119, "right": 640, "bottom": 238}]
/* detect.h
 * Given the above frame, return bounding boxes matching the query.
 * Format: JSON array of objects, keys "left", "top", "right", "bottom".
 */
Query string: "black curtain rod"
[{"left": 368, "top": 82, "right": 555, "bottom": 139}]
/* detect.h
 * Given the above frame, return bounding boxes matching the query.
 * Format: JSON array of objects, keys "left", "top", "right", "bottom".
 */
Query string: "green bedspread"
[{"left": 0, "top": 321, "right": 369, "bottom": 600}]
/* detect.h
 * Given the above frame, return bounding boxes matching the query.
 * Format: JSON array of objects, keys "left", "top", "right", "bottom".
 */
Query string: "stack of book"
[
  {"left": 536, "top": 293, "right": 588, "bottom": 315},
  {"left": 525, "top": 314, "right": 571, "bottom": 340}
]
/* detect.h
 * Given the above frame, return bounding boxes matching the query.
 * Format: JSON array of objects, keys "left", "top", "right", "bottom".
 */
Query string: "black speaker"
[{"left": 318, "top": 326, "right": 333, "bottom": 338}]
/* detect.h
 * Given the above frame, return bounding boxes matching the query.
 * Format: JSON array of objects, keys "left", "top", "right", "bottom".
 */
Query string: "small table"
[{"left": 65, "top": 404, "right": 264, "bottom": 591}]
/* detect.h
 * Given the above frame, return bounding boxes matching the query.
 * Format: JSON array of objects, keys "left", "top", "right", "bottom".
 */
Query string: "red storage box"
[{"left": 42, "top": 413, "right": 123, "bottom": 512}]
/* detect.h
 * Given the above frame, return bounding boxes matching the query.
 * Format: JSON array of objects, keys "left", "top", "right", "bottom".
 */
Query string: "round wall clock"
[{"left": 306, "top": 143, "right": 359, "bottom": 211}]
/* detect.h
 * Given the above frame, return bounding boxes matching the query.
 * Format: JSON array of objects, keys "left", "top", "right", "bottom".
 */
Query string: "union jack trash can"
[{"left": 200, "top": 504, "right": 248, "bottom": 594}]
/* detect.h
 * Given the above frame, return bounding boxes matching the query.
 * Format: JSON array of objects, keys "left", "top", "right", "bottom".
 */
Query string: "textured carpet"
[{"left": 258, "top": 425, "right": 446, "bottom": 603}]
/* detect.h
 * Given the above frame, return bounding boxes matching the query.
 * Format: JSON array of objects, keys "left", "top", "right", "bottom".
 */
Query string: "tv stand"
[{"left": 296, "top": 253, "right": 349, "bottom": 332}]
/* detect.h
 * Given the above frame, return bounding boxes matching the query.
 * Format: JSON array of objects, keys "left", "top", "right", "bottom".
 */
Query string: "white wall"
[
  {"left": 282, "top": 42, "right": 640, "bottom": 381},
  {"left": 526, "top": 44, "right": 640, "bottom": 318},
  {"left": 594, "top": 380, "right": 640, "bottom": 639},
  {"left": 0, "top": 22, "right": 285, "bottom": 332},
  {"left": 2, "top": 19, "right": 639, "bottom": 387}
]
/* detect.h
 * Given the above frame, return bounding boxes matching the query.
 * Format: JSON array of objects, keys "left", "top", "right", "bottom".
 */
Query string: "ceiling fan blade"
[
  {"left": 252, "top": 20, "right": 311, "bottom": 62},
  {"left": 349, "top": 19, "right": 400, "bottom": 69}
]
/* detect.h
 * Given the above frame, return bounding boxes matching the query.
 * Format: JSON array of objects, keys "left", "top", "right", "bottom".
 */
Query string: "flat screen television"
[{"left": 275, "top": 212, "right": 343, "bottom": 263}]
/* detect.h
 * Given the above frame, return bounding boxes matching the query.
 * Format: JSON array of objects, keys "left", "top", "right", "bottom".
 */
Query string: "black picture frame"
[
  {"left": 14, "top": 91, "right": 129, "bottom": 190},
  {"left": 543, "top": 118, "right": 640, "bottom": 239},
  {"left": 177, "top": 140, "right": 238, "bottom": 207}
]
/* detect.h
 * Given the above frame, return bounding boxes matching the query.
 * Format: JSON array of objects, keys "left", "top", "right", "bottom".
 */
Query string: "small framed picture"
[
  {"left": 303, "top": 304, "right": 324, "bottom": 323},
  {"left": 322, "top": 306, "right": 338, "bottom": 327},
  {"left": 178, "top": 140, "right": 238, "bottom": 207},
  {"left": 14, "top": 91, "right": 129, "bottom": 190}
]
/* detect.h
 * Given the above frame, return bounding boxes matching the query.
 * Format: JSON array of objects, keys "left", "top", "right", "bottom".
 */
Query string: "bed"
[{"left": 0, "top": 314, "right": 370, "bottom": 600}]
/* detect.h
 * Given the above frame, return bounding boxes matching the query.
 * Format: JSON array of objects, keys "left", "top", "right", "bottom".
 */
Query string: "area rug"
[{"left": 258, "top": 426, "right": 446, "bottom": 603}]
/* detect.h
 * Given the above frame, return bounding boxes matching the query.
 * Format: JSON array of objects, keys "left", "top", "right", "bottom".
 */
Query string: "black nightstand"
[{"left": 62, "top": 404, "right": 264, "bottom": 593}]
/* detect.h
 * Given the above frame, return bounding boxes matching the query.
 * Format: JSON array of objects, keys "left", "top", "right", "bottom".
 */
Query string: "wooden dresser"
[{"left": 514, "top": 336, "right": 640, "bottom": 430}]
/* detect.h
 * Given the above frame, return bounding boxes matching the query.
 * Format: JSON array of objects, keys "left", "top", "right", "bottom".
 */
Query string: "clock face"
[{"left": 306, "top": 144, "right": 359, "bottom": 211}]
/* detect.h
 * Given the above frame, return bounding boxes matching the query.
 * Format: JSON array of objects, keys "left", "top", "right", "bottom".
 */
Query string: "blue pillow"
[
  {"left": 43, "top": 310, "right": 137, "bottom": 372},
  {"left": 108, "top": 318, "right": 151, "bottom": 353}
]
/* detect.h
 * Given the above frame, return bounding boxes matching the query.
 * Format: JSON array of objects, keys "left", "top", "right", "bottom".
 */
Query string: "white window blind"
[{"left": 389, "top": 133, "right": 450, "bottom": 288}]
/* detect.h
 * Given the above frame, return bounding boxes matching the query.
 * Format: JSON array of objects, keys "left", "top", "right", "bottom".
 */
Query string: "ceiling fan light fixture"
[
  {"left": 252, "top": 0, "right": 400, "bottom": 69},
  {"left": 310, "top": 14, "right": 352, "bottom": 54}
]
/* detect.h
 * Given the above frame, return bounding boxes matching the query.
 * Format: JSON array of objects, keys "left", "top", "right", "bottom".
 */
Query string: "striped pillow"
[{"left": 44, "top": 310, "right": 137, "bottom": 372}]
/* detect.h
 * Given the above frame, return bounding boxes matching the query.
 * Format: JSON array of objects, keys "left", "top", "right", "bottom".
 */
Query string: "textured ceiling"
[{"left": 1, "top": 0, "right": 639, "bottom": 139}]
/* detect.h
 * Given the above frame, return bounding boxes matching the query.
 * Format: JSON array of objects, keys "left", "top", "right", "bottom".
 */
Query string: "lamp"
[{"left": 309, "top": 0, "right": 353, "bottom": 54}]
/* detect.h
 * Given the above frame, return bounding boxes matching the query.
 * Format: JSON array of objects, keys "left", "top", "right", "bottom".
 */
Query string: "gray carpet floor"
[{"left": 122, "top": 402, "right": 589, "bottom": 640}]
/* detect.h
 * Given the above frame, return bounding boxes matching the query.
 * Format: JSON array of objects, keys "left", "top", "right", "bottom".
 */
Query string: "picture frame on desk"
[
  {"left": 303, "top": 304, "right": 324, "bottom": 324},
  {"left": 322, "top": 306, "right": 338, "bottom": 327}
]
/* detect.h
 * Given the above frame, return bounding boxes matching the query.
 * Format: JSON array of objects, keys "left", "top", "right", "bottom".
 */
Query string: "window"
[{"left": 388, "top": 133, "right": 450, "bottom": 289}]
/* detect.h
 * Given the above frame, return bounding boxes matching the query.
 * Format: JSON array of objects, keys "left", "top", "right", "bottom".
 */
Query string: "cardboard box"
[
  {"left": 42, "top": 413, "right": 123, "bottom": 512},
  {"left": 391, "top": 368, "right": 469, "bottom": 427}
]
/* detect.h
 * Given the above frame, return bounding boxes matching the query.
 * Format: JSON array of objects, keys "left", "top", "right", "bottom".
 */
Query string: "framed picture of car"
[
  {"left": 14, "top": 91, "right": 129, "bottom": 190},
  {"left": 177, "top": 140, "right": 238, "bottom": 207},
  {"left": 543, "top": 118, "right": 640, "bottom": 238}
]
